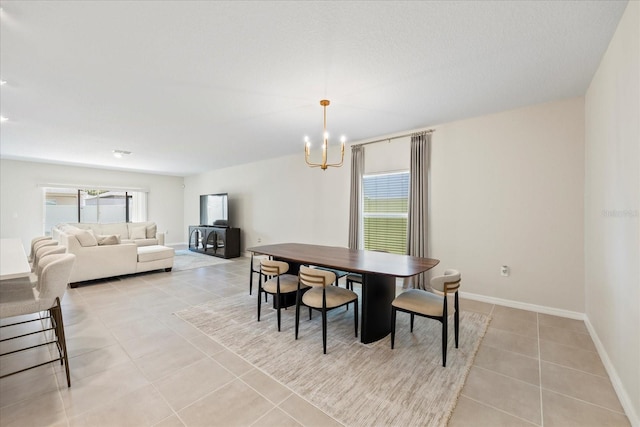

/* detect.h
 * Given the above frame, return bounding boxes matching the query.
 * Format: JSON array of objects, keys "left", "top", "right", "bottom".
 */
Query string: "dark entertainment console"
[{"left": 188, "top": 225, "right": 240, "bottom": 259}]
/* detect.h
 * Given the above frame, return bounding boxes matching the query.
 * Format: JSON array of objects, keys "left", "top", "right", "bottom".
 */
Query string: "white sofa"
[{"left": 52, "top": 222, "right": 174, "bottom": 285}]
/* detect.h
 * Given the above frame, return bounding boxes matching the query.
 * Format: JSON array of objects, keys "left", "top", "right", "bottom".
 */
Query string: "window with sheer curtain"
[{"left": 362, "top": 171, "right": 410, "bottom": 254}]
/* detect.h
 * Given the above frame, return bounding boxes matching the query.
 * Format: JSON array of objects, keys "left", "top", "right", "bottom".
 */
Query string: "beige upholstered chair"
[
  {"left": 32, "top": 244, "right": 66, "bottom": 273},
  {"left": 345, "top": 273, "right": 361, "bottom": 291},
  {"left": 249, "top": 253, "right": 270, "bottom": 296},
  {"left": 296, "top": 266, "right": 359, "bottom": 354},
  {"left": 28, "top": 236, "right": 52, "bottom": 262},
  {"left": 391, "top": 269, "right": 461, "bottom": 367},
  {"left": 257, "top": 259, "right": 307, "bottom": 331},
  {"left": 30, "top": 239, "right": 58, "bottom": 267},
  {"left": 0, "top": 253, "right": 76, "bottom": 387}
]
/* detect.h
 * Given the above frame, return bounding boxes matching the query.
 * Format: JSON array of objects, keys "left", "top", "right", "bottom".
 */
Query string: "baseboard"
[
  {"left": 584, "top": 317, "right": 639, "bottom": 427},
  {"left": 459, "top": 291, "right": 585, "bottom": 320},
  {"left": 460, "top": 291, "right": 638, "bottom": 426}
]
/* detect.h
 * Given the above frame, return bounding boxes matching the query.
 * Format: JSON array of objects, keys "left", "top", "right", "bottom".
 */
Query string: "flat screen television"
[{"left": 200, "top": 193, "right": 229, "bottom": 227}]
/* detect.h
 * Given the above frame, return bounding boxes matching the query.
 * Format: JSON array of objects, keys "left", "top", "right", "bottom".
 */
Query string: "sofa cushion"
[
  {"left": 72, "top": 229, "right": 98, "bottom": 247},
  {"left": 100, "top": 223, "right": 129, "bottom": 237},
  {"left": 133, "top": 238, "right": 158, "bottom": 247},
  {"left": 59, "top": 224, "right": 80, "bottom": 233},
  {"left": 146, "top": 223, "right": 157, "bottom": 239},
  {"left": 97, "top": 234, "right": 120, "bottom": 245},
  {"left": 130, "top": 226, "right": 147, "bottom": 240},
  {"left": 137, "top": 245, "right": 174, "bottom": 263}
]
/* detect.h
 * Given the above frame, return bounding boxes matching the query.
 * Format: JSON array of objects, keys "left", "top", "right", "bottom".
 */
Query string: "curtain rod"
[{"left": 352, "top": 129, "right": 435, "bottom": 148}]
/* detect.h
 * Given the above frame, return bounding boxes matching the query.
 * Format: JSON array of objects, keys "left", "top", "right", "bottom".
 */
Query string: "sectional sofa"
[{"left": 52, "top": 222, "right": 174, "bottom": 285}]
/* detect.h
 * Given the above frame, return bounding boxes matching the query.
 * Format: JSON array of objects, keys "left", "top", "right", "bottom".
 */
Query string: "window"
[
  {"left": 43, "top": 187, "right": 147, "bottom": 235},
  {"left": 362, "top": 171, "right": 410, "bottom": 254}
]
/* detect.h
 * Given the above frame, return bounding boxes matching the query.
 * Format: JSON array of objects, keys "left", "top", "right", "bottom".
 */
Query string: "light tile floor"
[{"left": 0, "top": 256, "right": 630, "bottom": 426}]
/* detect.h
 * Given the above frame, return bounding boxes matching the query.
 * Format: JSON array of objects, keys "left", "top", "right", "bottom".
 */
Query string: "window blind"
[{"left": 362, "top": 171, "right": 409, "bottom": 254}]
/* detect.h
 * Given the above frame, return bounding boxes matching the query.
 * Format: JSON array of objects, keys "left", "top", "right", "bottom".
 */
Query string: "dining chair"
[
  {"left": 249, "top": 253, "right": 270, "bottom": 298},
  {"left": 345, "top": 273, "right": 361, "bottom": 291},
  {"left": 32, "top": 244, "right": 67, "bottom": 273},
  {"left": 390, "top": 269, "right": 461, "bottom": 367},
  {"left": 257, "top": 259, "right": 307, "bottom": 331},
  {"left": 295, "top": 266, "right": 358, "bottom": 354},
  {"left": 31, "top": 239, "right": 58, "bottom": 265},
  {"left": 28, "top": 236, "right": 52, "bottom": 262},
  {"left": 0, "top": 253, "right": 76, "bottom": 387},
  {"left": 311, "top": 266, "right": 348, "bottom": 287}
]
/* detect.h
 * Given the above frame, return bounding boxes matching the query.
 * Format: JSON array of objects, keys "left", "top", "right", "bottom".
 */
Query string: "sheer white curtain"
[
  {"left": 405, "top": 131, "right": 432, "bottom": 290},
  {"left": 348, "top": 145, "right": 365, "bottom": 249},
  {"left": 130, "top": 191, "right": 148, "bottom": 222}
]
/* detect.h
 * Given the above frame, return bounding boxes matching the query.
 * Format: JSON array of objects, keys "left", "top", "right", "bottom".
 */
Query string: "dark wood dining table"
[{"left": 247, "top": 243, "right": 440, "bottom": 344}]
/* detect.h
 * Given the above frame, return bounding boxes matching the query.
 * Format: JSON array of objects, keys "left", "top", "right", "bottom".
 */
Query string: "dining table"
[
  {"left": 0, "top": 238, "right": 31, "bottom": 281},
  {"left": 248, "top": 243, "right": 439, "bottom": 344}
]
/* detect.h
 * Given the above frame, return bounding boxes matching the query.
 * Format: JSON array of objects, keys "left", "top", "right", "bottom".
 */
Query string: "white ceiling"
[{"left": 0, "top": 1, "right": 628, "bottom": 176}]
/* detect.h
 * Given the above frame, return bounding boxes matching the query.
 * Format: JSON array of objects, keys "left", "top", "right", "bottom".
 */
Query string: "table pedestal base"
[{"left": 361, "top": 273, "right": 395, "bottom": 343}]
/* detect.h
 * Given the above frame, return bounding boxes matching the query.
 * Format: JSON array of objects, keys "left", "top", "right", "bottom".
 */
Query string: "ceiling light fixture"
[
  {"left": 0, "top": 80, "right": 6, "bottom": 86},
  {"left": 0, "top": 116, "right": 8, "bottom": 123},
  {"left": 304, "top": 99, "right": 345, "bottom": 170},
  {"left": 112, "top": 150, "right": 131, "bottom": 158}
]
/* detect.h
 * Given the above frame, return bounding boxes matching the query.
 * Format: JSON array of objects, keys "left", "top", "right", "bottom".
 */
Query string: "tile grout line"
[{"left": 459, "top": 395, "right": 540, "bottom": 426}]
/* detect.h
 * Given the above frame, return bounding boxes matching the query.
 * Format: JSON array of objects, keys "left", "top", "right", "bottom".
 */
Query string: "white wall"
[
  {"left": 431, "top": 98, "right": 585, "bottom": 313},
  {"left": 585, "top": 1, "right": 639, "bottom": 424},
  {"left": 183, "top": 150, "right": 351, "bottom": 251},
  {"left": 0, "top": 159, "right": 185, "bottom": 248},
  {"left": 185, "top": 97, "right": 585, "bottom": 314}
]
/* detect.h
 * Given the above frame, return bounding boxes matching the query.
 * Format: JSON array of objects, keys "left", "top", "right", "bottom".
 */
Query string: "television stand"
[{"left": 188, "top": 225, "right": 240, "bottom": 259}]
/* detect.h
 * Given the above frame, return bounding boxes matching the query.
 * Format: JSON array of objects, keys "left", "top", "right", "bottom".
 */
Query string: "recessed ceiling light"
[
  {"left": 0, "top": 80, "right": 6, "bottom": 86},
  {"left": 0, "top": 116, "right": 8, "bottom": 123},
  {"left": 112, "top": 149, "right": 132, "bottom": 158}
]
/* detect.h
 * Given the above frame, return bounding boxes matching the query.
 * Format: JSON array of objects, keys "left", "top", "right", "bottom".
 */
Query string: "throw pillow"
[
  {"left": 74, "top": 230, "right": 98, "bottom": 247},
  {"left": 146, "top": 224, "right": 157, "bottom": 239},
  {"left": 130, "top": 226, "right": 146, "bottom": 240},
  {"left": 97, "top": 234, "right": 120, "bottom": 246}
]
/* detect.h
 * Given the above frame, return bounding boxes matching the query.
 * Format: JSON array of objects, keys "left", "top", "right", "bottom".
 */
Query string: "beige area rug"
[
  {"left": 172, "top": 249, "right": 232, "bottom": 271},
  {"left": 176, "top": 292, "right": 490, "bottom": 427}
]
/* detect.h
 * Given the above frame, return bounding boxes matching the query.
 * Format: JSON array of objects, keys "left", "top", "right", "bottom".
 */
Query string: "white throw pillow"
[{"left": 130, "top": 226, "right": 146, "bottom": 240}]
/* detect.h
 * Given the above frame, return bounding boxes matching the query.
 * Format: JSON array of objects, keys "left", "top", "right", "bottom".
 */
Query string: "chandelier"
[{"left": 304, "top": 100, "right": 345, "bottom": 170}]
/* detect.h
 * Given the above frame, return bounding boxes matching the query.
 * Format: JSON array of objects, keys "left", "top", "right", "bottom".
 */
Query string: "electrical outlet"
[
  {"left": 257, "top": 237, "right": 262, "bottom": 243},
  {"left": 501, "top": 265, "right": 509, "bottom": 277}
]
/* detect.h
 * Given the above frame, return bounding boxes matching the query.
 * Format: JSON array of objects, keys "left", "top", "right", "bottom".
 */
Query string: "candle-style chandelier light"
[{"left": 304, "top": 100, "right": 345, "bottom": 170}]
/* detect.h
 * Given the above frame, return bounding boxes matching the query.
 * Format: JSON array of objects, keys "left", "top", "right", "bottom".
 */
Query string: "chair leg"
[
  {"left": 276, "top": 291, "right": 281, "bottom": 332},
  {"left": 295, "top": 290, "right": 301, "bottom": 339},
  {"left": 390, "top": 307, "right": 396, "bottom": 349},
  {"left": 442, "top": 315, "right": 448, "bottom": 367},
  {"left": 354, "top": 300, "right": 358, "bottom": 337},
  {"left": 58, "top": 310, "right": 71, "bottom": 387},
  {"left": 257, "top": 287, "right": 262, "bottom": 322},
  {"left": 52, "top": 298, "right": 71, "bottom": 387},
  {"left": 322, "top": 307, "right": 327, "bottom": 354},
  {"left": 454, "top": 292, "right": 460, "bottom": 348},
  {"left": 249, "top": 255, "right": 254, "bottom": 295},
  {"left": 262, "top": 274, "right": 268, "bottom": 302},
  {"left": 410, "top": 313, "right": 414, "bottom": 332}
]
